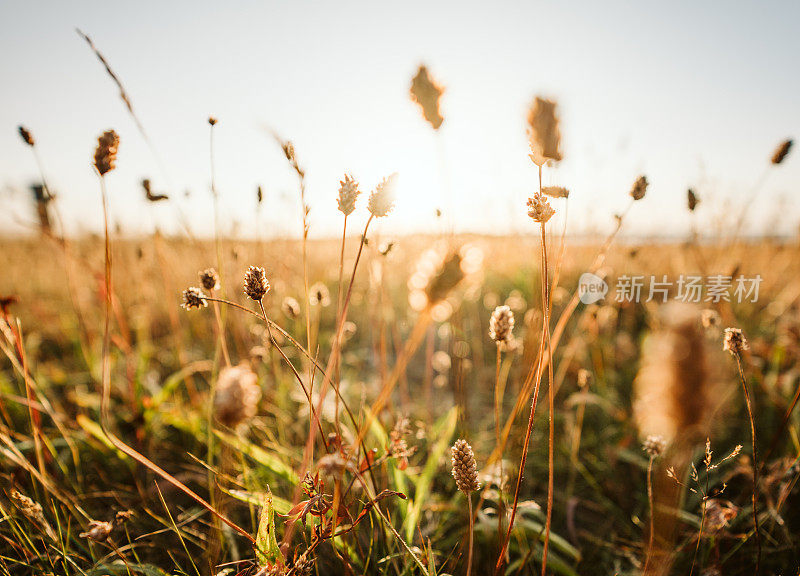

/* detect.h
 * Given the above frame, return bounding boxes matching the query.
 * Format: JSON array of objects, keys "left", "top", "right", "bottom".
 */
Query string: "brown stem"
[
  {"left": 96, "top": 174, "right": 254, "bottom": 544},
  {"left": 735, "top": 353, "right": 761, "bottom": 574},
  {"left": 467, "top": 494, "right": 475, "bottom": 576},
  {"left": 643, "top": 456, "right": 655, "bottom": 573}
]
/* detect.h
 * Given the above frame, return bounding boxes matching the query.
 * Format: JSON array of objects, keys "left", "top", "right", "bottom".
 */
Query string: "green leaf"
[
  {"left": 255, "top": 487, "right": 285, "bottom": 569},
  {"left": 216, "top": 430, "right": 299, "bottom": 484},
  {"left": 404, "top": 406, "right": 459, "bottom": 541}
]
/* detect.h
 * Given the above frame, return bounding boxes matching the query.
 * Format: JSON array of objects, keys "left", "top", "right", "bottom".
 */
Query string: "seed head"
[
  {"left": 243, "top": 266, "right": 270, "bottom": 301},
  {"left": 199, "top": 268, "right": 220, "bottom": 291},
  {"left": 283, "top": 140, "right": 295, "bottom": 163},
  {"left": 687, "top": 188, "right": 699, "bottom": 211},
  {"left": 282, "top": 296, "right": 301, "bottom": 319},
  {"left": 771, "top": 139, "right": 792, "bottom": 165},
  {"left": 527, "top": 194, "right": 555, "bottom": 223},
  {"left": 410, "top": 65, "right": 444, "bottom": 130},
  {"left": 11, "top": 491, "right": 45, "bottom": 524},
  {"left": 542, "top": 186, "right": 570, "bottom": 199},
  {"left": 18, "top": 126, "right": 35, "bottom": 147},
  {"left": 309, "top": 282, "right": 331, "bottom": 307},
  {"left": 337, "top": 173, "right": 360, "bottom": 216},
  {"left": 577, "top": 368, "right": 592, "bottom": 389},
  {"left": 701, "top": 309, "right": 719, "bottom": 330},
  {"left": 451, "top": 439, "right": 480, "bottom": 493},
  {"left": 630, "top": 175, "right": 648, "bottom": 201},
  {"left": 642, "top": 434, "right": 666, "bottom": 458},
  {"left": 489, "top": 305, "right": 515, "bottom": 347},
  {"left": 213, "top": 363, "right": 261, "bottom": 428},
  {"left": 723, "top": 327, "right": 749, "bottom": 356},
  {"left": 93, "top": 130, "right": 120, "bottom": 176},
  {"left": 80, "top": 521, "right": 114, "bottom": 542},
  {"left": 368, "top": 173, "right": 397, "bottom": 217},
  {"left": 425, "top": 251, "right": 465, "bottom": 305},
  {"left": 181, "top": 287, "right": 208, "bottom": 310},
  {"left": 527, "top": 96, "right": 562, "bottom": 163}
]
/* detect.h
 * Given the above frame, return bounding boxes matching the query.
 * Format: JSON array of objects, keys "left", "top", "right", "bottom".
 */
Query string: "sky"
[{"left": 1, "top": 0, "right": 799, "bottom": 240}]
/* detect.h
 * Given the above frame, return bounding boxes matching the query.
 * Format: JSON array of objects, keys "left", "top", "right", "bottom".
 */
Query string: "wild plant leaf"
[
  {"left": 216, "top": 430, "right": 298, "bottom": 484},
  {"left": 255, "top": 487, "right": 284, "bottom": 569},
  {"left": 404, "top": 406, "right": 458, "bottom": 541}
]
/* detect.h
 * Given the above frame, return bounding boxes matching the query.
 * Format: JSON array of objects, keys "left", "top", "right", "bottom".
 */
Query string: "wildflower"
[
  {"left": 243, "top": 266, "right": 270, "bottom": 301},
  {"left": 93, "top": 130, "right": 120, "bottom": 175},
  {"left": 723, "top": 327, "right": 749, "bottom": 355},
  {"left": 282, "top": 296, "right": 301, "bottom": 319},
  {"left": 630, "top": 175, "right": 648, "bottom": 201},
  {"left": 489, "top": 305, "right": 515, "bottom": 347},
  {"left": 577, "top": 368, "right": 592, "bottom": 389},
  {"left": 410, "top": 65, "right": 444, "bottom": 130},
  {"left": 309, "top": 282, "right": 331, "bottom": 307},
  {"left": 527, "top": 194, "right": 555, "bottom": 223},
  {"left": 181, "top": 287, "right": 208, "bottom": 310},
  {"left": 18, "top": 126, "right": 35, "bottom": 147},
  {"left": 451, "top": 439, "right": 480, "bottom": 493},
  {"left": 368, "top": 174, "right": 397, "bottom": 218},
  {"left": 527, "top": 96, "right": 562, "bottom": 163},
  {"left": 208, "top": 116, "right": 218, "bottom": 126},
  {"left": 704, "top": 499, "right": 739, "bottom": 533},
  {"left": 642, "top": 434, "right": 666, "bottom": 458},
  {"left": 425, "top": 251, "right": 464, "bottom": 304},
  {"left": 771, "top": 139, "right": 792, "bottom": 165},
  {"left": 213, "top": 363, "right": 261, "bottom": 428},
  {"left": 701, "top": 309, "right": 719, "bottom": 329},
  {"left": 337, "top": 173, "right": 360, "bottom": 216},
  {"left": 80, "top": 520, "right": 114, "bottom": 542},
  {"left": 199, "top": 268, "right": 220, "bottom": 291}
]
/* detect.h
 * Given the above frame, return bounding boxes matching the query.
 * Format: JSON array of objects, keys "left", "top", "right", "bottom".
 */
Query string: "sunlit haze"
[{"left": 1, "top": 0, "right": 798, "bottom": 239}]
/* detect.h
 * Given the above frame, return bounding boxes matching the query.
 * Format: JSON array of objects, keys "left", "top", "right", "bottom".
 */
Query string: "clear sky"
[{"left": 1, "top": 0, "right": 798, "bottom": 239}]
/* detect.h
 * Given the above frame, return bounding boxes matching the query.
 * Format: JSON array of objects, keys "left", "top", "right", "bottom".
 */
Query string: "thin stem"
[
  {"left": 467, "top": 494, "right": 475, "bottom": 576},
  {"left": 96, "top": 174, "right": 254, "bottom": 543},
  {"left": 643, "top": 456, "right": 655, "bottom": 573},
  {"left": 258, "top": 301, "right": 328, "bottom": 451},
  {"left": 533, "top": 161, "right": 556, "bottom": 576},
  {"left": 735, "top": 353, "right": 761, "bottom": 574},
  {"left": 494, "top": 345, "right": 504, "bottom": 545},
  {"left": 210, "top": 297, "right": 231, "bottom": 367}
]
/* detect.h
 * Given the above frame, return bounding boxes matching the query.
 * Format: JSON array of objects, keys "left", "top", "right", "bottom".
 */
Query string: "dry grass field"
[
  {"left": 2, "top": 223, "right": 800, "bottom": 576},
  {"left": 1, "top": 25, "right": 799, "bottom": 576}
]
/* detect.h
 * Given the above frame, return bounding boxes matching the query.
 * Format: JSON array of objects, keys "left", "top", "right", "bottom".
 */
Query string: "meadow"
[{"left": 1, "top": 58, "right": 799, "bottom": 576}]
